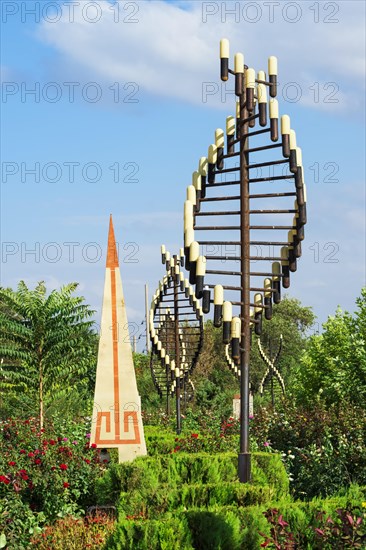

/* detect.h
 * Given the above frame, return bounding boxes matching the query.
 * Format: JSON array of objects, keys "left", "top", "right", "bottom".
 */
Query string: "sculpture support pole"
[
  {"left": 183, "top": 377, "right": 187, "bottom": 413},
  {"left": 165, "top": 316, "right": 170, "bottom": 416},
  {"left": 145, "top": 284, "right": 150, "bottom": 353},
  {"left": 166, "top": 363, "right": 171, "bottom": 415},
  {"left": 238, "top": 89, "right": 251, "bottom": 483},
  {"left": 270, "top": 338, "right": 275, "bottom": 407},
  {"left": 174, "top": 257, "right": 182, "bottom": 434}
]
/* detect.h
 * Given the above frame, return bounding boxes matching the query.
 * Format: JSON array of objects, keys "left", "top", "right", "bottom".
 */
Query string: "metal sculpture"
[
  {"left": 258, "top": 335, "right": 285, "bottom": 406},
  {"left": 149, "top": 249, "right": 204, "bottom": 433},
  {"left": 182, "top": 39, "right": 307, "bottom": 481}
]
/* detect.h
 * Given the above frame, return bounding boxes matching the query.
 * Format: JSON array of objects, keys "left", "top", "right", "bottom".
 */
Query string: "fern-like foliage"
[{"left": 0, "top": 281, "right": 98, "bottom": 425}]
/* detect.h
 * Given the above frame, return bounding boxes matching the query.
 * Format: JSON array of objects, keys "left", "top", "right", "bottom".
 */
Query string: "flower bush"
[
  {"left": 141, "top": 408, "right": 172, "bottom": 428},
  {"left": 250, "top": 400, "right": 366, "bottom": 499},
  {"left": 220, "top": 416, "right": 240, "bottom": 437},
  {"left": 0, "top": 417, "right": 106, "bottom": 548},
  {"left": 29, "top": 511, "right": 115, "bottom": 549}
]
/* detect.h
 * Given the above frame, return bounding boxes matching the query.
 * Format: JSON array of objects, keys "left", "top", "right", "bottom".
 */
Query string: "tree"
[
  {"left": 0, "top": 281, "right": 97, "bottom": 427},
  {"left": 292, "top": 288, "right": 366, "bottom": 408}
]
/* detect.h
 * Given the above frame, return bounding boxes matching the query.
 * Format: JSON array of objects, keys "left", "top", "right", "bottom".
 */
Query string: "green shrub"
[
  {"left": 114, "top": 452, "right": 287, "bottom": 494},
  {"left": 94, "top": 463, "right": 124, "bottom": 506},
  {"left": 118, "top": 482, "right": 277, "bottom": 519},
  {"left": 186, "top": 510, "right": 242, "bottom": 550},
  {"left": 253, "top": 453, "right": 289, "bottom": 499},
  {"left": 105, "top": 517, "right": 193, "bottom": 550},
  {"left": 111, "top": 452, "right": 289, "bottom": 528},
  {"left": 144, "top": 426, "right": 178, "bottom": 456},
  {"left": 109, "top": 493, "right": 366, "bottom": 550}
]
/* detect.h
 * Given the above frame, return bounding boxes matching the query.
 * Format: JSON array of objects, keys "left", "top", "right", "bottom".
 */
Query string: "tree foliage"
[
  {"left": 292, "top": 288, "right": 366, "bottom": 408},
  {"left": 0, "top": 281, "right": 98, "bottom": 426}
]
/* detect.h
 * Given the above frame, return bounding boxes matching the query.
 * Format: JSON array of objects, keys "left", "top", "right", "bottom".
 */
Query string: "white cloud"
[{"left": 37, "top": 0, "right": 365, "bottom": 113}]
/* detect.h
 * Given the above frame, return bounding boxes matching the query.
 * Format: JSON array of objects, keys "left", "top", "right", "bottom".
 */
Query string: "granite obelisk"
[{"left": 90, "top": 216, "right": 147, "bottom": 462}]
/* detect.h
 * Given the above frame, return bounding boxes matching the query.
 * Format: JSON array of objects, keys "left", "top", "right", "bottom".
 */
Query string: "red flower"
[
  {"left": 8, "top": 461, "right": 16, "bottom": 466},
  {"left": 84, "top": 459, "right": 91, "bottom": 464},
  {"left": 19, "top": 450, "right": 26, "bottom": 454},
  {"left": 191, "top": 433, "right": 199, "bottom": 439},
  {"left": 0, "top": 475, "right": 10, "bottom": 484},
  {"left": 49, "top": 440, "right": 56, "bottom": 445},
  {"left": 34, "top": 459, "right": 41, "bottom": 465},
  {"left": 63, "top": 482, "right": 70, "bottom": 488},
  {"left": 28, "top": 452, "right": 34, "bottom": 458},
  {"left": 59, "top": 464, "right": 68, "bottom": 470},
  {"left": 91, "top": 443, "right": 97, "bottom": 448}
]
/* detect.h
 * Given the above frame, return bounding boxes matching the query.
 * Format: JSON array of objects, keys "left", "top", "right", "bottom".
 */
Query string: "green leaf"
[{"left": 0, "top": 533, "right": 7, "bottom": 549}]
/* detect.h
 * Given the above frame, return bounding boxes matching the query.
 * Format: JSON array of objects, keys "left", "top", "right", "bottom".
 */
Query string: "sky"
[{"left": 1, "top": 0, "right": 365, "bottom": 350}]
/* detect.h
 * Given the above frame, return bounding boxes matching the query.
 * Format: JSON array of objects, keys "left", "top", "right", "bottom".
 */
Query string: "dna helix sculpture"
[
  {"left": 149, "top": 249, "right": 204, "bottom": 433},
  {"left": 180, "top": 39, "right": 307, "bottom": 481}
]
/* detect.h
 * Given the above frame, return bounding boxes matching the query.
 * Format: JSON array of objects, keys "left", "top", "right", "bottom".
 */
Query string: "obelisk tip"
[{"left": 106, "top": 215, "right": 119, "bottom": 268}]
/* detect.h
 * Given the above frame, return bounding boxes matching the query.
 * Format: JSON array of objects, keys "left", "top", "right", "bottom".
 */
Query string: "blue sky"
[{"left": 1, "top": 0, "right": 365, "bottom": 348}]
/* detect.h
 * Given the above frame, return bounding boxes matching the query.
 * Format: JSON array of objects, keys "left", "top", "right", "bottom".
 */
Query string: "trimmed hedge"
[
  {"left": 144, "top": 426, "right": 240, "bottom": 456},
  {"left": 106, "top": 490, "right": 366, "bottom": 549},
  {"left": 99, "top": 451, "right": 289, "bottom": 548},
  {"left": 118, "top": 481, "right": 277, "bottom": 519},
  {"left": 106, "top": 516, "right": 193, "bottom": 550},
  {"left": 217, "top": 490, "right": 366, "bottom": 549},
  {"left": 144, "top": 426, "right": 178, "bottom": 456},
  {"left": 100, "top": 442, "right": 365, "bottom": 549},
  {"left": 96, "top": 452, "right": 288, "bottom": 501}
]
